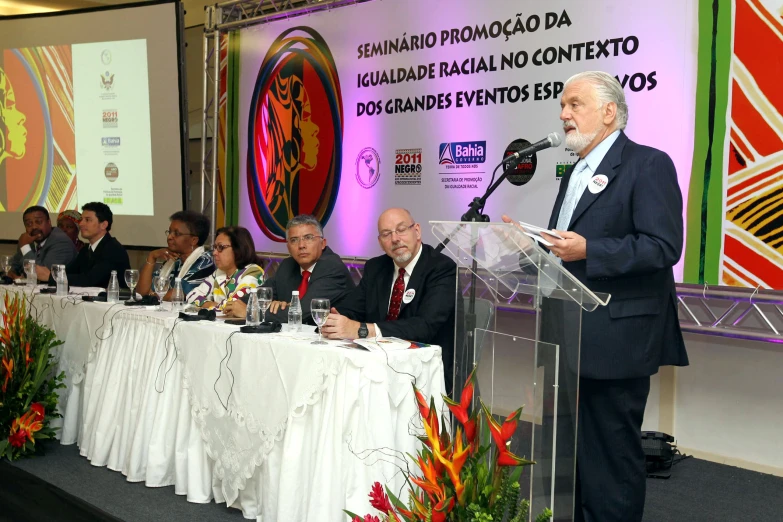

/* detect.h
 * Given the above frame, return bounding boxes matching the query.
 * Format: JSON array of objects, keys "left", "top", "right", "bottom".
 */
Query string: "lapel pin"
[{"left": 588, "top": 174, "right": 609, "bottom": 194}]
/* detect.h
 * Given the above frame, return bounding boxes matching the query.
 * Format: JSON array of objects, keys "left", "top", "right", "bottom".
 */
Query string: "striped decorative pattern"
[{"left": 722, "top": 0, "right": 783, "bottom": 288}]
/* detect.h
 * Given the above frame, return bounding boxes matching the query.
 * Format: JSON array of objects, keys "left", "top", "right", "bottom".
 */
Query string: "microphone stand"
[{"left": 436, "top": 156, "right": 527, "bottom": 398}]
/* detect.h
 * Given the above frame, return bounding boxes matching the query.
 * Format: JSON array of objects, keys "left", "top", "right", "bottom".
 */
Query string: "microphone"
[{"left": 502, "top": 132, "right": 563, "bottom": 166}]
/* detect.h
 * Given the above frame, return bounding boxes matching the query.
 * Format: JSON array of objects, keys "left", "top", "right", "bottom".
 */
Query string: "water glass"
[
  {"left": 153, "top": 275, "right": 170, "bottom": 310},
  {"left": 256, "top": 287, "right": 272, "bottom": 322},
  {"left": 124, "top": 269, "right": 139, "bottom": 302},
  {"left": 310, "top": 298, "right": 330, "bottom": 345}
]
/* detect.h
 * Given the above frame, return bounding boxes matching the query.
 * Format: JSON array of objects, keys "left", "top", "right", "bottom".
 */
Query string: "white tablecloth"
[{"left": 0, "top": 286, "right": 446, "bottom": 520}]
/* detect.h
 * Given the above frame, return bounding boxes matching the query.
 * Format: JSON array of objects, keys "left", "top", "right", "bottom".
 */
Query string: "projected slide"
[{"left": 0, "top": 38, "right": 153, "bottom": 215}]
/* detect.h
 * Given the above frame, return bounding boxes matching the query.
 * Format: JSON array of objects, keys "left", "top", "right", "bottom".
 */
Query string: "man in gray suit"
[
  {"left": 223, "top": 214, "right": 355, "bottom": 322},
  {"left": 9, "top": 205, "right": 77, "bottom": 278}
]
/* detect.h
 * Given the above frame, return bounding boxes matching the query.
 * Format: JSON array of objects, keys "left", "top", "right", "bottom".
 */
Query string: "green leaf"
[
  {"left": 342, "top": 509, "right": 361, "bottom": 520},
  {"left": 385, "top": 484, "right": 409, "bottom": 512}
]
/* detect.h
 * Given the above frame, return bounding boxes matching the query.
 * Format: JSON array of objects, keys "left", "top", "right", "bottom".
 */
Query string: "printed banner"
[
  {"left": 685, "top": 0, "right": 783, "bottom": 288},
  {"left": 236, "top": 0, "right": 697, "bottom": 281}
]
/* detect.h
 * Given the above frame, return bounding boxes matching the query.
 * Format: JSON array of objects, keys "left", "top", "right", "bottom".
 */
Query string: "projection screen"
[{"left": 0, "top": 0, "right": 186, "bottom": 247}]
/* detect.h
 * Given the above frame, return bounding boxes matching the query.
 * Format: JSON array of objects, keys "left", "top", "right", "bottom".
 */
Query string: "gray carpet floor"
[{"left": 7, "top": 442, "right": 783, "bottom": 521}]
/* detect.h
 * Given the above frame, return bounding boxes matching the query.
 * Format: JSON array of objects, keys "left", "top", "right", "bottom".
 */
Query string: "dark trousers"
[{"left": 574, "top": 376, "right": 651, "bottom": 522}]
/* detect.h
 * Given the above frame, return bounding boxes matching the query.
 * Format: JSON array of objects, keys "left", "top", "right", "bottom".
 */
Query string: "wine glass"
[
  {"left": 153, "top": 275, "right": 170, "bottom": 311},
  {"left": 1, "top": 255, "right": 12, "bottom": 278},
  {"left": 124, "top": 269, "right": 139, "bottom": 303},
  {"left": 256, "top": 287, "right": 272, "bottom": 323},
  {"left": 310, "top": 298, "right": 330, "bottom": 345}
]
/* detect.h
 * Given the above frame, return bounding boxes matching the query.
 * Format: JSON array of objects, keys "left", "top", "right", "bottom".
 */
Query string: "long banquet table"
[{"left": 1, "top": 285, "right": 446, "bottom": 521}]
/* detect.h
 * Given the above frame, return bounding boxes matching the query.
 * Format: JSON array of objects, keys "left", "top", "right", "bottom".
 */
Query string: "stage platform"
[{"left": 2, "top": 441, "right": 781, "bottom": 522}]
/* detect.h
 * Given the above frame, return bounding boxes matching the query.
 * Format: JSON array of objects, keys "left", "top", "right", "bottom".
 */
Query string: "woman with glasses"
[
  {"left": 136, "top": 211, "right": 215, "bottom": 299},
  {"left": 187, "top": 226, "right": 263, "bottom": 310}
]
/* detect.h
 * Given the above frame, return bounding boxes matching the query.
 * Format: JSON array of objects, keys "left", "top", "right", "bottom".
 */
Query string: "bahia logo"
[
  {"left": 438, "top": 141, "right": 486, "bottom": 165},
  {"left": 101, "top": 137, "right": 120, "bottom": 147}
]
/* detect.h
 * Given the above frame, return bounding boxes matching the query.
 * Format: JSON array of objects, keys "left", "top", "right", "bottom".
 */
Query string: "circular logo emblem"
[
  {"left": 104, "top": 162, "right": 119, "bottom": 182},
  {"left": 247, "top": 26, "right": 344, "bottom": 243},
  {"left": 504, "top": 139, "right": 537, "bottom": 187},
  {"left": 355, "top": 147, "right": 381, "bottom": 189},
  {"left": 101, "top": 49, "right": 112, "bottom": 65},
  {"left": 403, "top": 288, "right": 416, "bottom": 304}
]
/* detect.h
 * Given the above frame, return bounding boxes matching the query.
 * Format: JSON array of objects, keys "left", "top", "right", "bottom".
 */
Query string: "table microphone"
[{"left": 502, "top": 132, "right": 563, "bottom": 166}]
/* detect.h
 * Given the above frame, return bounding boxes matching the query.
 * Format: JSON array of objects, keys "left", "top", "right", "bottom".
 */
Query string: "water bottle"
[
  {"left": 107, "top": 271, "right": 120, "bottom": 303},
  {"left": 56, "top": 267, "right": 68, "bottom": 297},
  {"left": 288, "top": 290, "right": 302, "bottom": 332},
  {"left": 171, "top": 277, "right": 185, "bottom": 311},
  {"left": 246, "top": 288, "right": 261, "bottom": 326}
]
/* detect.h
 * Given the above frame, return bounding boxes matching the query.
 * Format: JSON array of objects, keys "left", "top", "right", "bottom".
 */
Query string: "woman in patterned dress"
[{"left": 187, "top": 226, "right": 263, "bottom": 311}]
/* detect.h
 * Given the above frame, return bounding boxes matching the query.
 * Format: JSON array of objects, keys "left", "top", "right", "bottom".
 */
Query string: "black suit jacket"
[
  {"left": 337, "top": 243, "right": 457, "bottom": 377},
  {"left": 52, "top": 232, "right": 131, "bottom": 288},
  {"left": 257, "top": 246, "right": 355, "bottom": 323},
  {"left": 546, "top": 131, "right": 688, "bottom": 379}
]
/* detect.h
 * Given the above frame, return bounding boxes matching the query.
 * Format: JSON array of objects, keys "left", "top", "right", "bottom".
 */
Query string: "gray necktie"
[{"left": 556, "top": 160, "right": 591, "bottom": 231}]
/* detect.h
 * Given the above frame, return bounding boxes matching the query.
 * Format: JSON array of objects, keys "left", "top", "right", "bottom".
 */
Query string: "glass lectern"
[{"left": 431, "top": 221, "right": 610, "bottom": 522}]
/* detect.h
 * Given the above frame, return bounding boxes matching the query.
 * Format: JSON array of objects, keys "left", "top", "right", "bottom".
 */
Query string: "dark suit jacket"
[
  {"left": 255, "top": 246, "right": 355, "bottom": 323},
  {"left": 50, "top": 232, "right": 131, "bottom": 288},
  {"left": 337, "top": 243, "right": 457, "bottom": 377},
  {"left": 547, "top": 131, "right": 688, "bottom": 380},
  {"left": 11, "top": 227, "right": 77, "bottom": 273}
]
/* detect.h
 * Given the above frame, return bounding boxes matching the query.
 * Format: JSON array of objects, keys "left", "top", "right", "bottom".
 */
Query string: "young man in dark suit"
[
  {"left": 223, "top": 214, "right": 355, "bottom": 322},
  {"left": 36, "top": 201, "right": 130, "bottom": 288},
  {"left": 504, "top": 71, "right": 688, "bottom": 522},
  {"left": 8, "top": 205, "right": 76, "bottom": 278},
  {"left": 322, "top": 208, "right": 457, "bottom": 387}
]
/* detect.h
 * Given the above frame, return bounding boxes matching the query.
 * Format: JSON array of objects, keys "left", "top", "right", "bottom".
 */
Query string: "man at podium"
[{"left": 506, "top": 71, "right": 688, "bottom": 522}]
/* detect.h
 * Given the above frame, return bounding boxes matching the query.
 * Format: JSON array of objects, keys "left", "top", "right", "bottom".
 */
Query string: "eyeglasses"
[
  {"left": 212, "top": 243, "right": 232, "bottom": 253},
  {"left": 287, "top": 234, "right": 323, "bottom": 245},
  {"left": 378, "top": 223, "right": 416, "bottom": 240},
  {"left": 165, "top": 229, "right": 195, "bottom": 238}
]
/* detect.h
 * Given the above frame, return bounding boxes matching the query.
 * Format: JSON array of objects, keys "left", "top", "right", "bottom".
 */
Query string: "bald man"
[{"left": 323, "top": 208, "right": 457, "bottom": 389}]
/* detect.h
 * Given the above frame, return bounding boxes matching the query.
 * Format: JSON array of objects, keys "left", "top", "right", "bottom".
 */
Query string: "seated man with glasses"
[
  {"left": 321, "top": 207, "right": 457, "bottom": 389},
  {"left": 136, "top": 210, "right": 215, "bottom": 299},
  {"left": 224, "top": 214, "right": 355, "bottom": 322}
]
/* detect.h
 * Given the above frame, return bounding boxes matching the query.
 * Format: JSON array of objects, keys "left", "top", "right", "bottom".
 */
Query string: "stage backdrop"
[{"left": 233, "top": 0, "right": 698, "bottom": 281}]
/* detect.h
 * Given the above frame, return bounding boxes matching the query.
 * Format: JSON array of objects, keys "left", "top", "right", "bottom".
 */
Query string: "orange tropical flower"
[
  {"left": 442, "top": 368, "right": 478, "bottom": 447},
  {"left": 9, "top": 408, "right": 44, "bottom": 447},
  {"left": 1, "top": 356, "right": 13, "bottom": 393}
]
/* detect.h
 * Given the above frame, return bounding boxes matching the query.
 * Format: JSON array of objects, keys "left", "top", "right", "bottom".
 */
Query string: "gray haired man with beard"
[{"left": 504, "top": 71, "right": 688, "bottom": 521}]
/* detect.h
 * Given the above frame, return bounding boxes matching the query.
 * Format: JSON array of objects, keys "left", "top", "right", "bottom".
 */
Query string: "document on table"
[
  {"left": 518, "top": 221, "right": 563, "bottom": 247},
  {"left": 353, "top": 337, "right": 413, "bottom": 353}
]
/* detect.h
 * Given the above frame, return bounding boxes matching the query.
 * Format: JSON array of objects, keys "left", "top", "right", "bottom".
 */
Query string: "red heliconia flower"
[
  {"left": 368, "top": 482, "right": 394, "bottom": 513},
  {"left": 481, "top": 400, "right": 522, "bottom": 450},
  {"left": 30, "top": 402, "right": 45, "bottom": 422},
  {"left": 9, "top": 428, "right": 27, "bottom": 448},
  {"left": 24, "top": 341, "right": 32, "bottom": 367},
  {"left": 351, "top": 516, "right": 380, "bottom": 522}
]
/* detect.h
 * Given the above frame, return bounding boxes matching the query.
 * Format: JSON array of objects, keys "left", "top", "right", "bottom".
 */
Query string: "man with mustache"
[
  {"left": 8, "top": 205, "right": 76, "bottom": 279},
  {"left": 322, "top": 207, "right": 457, "bottom": 390},
  {"left": 503, "top": 71, "right": 688, "bottom": 522}
]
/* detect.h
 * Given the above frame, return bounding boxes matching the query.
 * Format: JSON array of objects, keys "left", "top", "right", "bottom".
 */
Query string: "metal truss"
[
  {"left": 257, "top": 254, "right": 783, "bottom": 343},
  {"left": 200, "top": 8, "right": 220, "bottom": 245}
]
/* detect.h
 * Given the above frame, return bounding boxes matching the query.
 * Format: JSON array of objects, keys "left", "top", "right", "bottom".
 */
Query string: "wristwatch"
[{"left": 358, "top": 322, "right": 369, "bottom": 338}]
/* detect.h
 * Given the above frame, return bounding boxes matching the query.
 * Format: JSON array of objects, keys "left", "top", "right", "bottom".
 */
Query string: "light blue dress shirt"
[{"left": 556, "top": 130, "right": 621, "bottom": 231}]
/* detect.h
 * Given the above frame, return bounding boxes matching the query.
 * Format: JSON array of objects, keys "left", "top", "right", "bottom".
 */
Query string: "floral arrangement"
[
  {"left": 0, "top": 293, "right": 64, "bottom": 460},
  {"left": 346, "top": 370, "right": 552, "bottom": 522}
]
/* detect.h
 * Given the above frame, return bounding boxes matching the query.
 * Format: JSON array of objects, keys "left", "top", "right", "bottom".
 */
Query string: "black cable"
[
  {"left": 154, "top": 318, "right": 185, "bottom": 393},
  {"left": 214, "top": 330, "right": 240, "bottom": 410}
]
